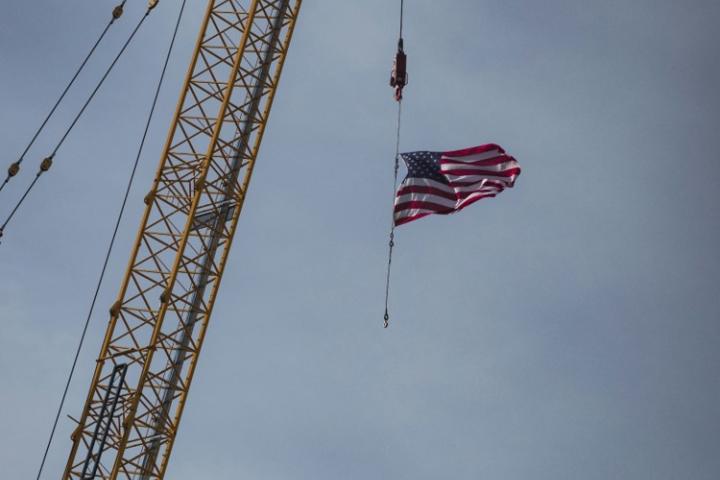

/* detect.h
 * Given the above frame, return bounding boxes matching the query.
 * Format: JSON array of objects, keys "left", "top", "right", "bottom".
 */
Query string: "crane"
[{"left": 61, "top": 1, "right": 302, "bottom": 478}]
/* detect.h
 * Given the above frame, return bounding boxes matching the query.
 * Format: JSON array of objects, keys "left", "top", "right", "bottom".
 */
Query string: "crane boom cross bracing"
[{"left": 62, "top": 1, "right": 302, "bottom": 478}]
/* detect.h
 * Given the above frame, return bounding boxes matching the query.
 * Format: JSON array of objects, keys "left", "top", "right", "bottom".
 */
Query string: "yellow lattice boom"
[{"left": 63, "top": 1, "right": 302, "bottom": 478}]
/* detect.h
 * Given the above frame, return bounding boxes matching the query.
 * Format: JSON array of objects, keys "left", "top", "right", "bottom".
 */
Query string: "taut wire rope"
[
  {"left": 0, "top": 3, "right": 158, "bottom": 242},
  {"left": 0, "top": 2, "right": 127, "bottom": 195},
  {"left": 384, "top": 101, "right": 403, "bottom": 328},
  {"left": 383, "top": 0, "right": 405, "bottom": 328},
  {"left": 399, "top": 0, "right": 404, "bottom": 38},
  {"left": 33, "top": 0, "right": 187, "bottom": 478}
]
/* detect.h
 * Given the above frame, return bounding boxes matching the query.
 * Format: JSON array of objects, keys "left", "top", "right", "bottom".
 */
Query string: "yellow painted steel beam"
[{"left": 62, "top": 1, "right": 302, "bottom": 478}]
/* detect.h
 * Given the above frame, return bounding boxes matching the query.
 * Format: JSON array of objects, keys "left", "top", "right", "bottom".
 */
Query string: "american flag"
[{"left": 394, "top": 144, "right": 521, "bottom": 226}]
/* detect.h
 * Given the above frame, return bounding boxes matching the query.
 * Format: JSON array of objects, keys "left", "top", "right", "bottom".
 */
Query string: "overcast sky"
[{"left": 1, "top": 1, "right": 719, "bottom": 479}]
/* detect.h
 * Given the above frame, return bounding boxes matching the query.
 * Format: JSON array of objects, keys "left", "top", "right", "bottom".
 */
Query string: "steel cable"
[
  {"left": 384, "top": 101, "right": 403, "bottom": 328},
  {"left": 1, "top": 5, "right": 155, "bottom": 241},
  {"left": 0, "top": 2, "right": 127, "bottom": 196},
  {"left": 384, "top": 0, "right": 406, "bottom": 328},
  {"left": 33, "top": 0, "right": 187, "bottom": 477}
]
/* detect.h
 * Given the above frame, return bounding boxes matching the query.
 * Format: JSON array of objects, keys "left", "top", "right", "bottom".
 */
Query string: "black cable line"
[
  {"left": 384, "top": 0, "right": 407, "bottom": 328},
  {"left": 0, "top": 1, "right": 127, "bottom": 195},
  {"left": 33, "top": 0, "right": 187, "bottom": 477},
  {"left": 52, "top": 11, "right": 151, "bottom": 157},
  {"left": 0, "top": 174, "right": 41, "bottom": 240},
  {"left": 384, "top": 101, "right": 403, "bottom": 328},
  {"left": 1, "top": 7, "right": 153, "bottom": 241}
]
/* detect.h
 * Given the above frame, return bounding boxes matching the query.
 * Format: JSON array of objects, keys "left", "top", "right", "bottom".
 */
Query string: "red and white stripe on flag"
[{"left": 393, "top": 144, "right": 521, "bottom": 226}]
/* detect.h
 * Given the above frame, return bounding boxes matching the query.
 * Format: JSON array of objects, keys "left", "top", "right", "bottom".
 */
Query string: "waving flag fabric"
[{"left": 394, "top": 144, "right": 521, "bottom": 226}]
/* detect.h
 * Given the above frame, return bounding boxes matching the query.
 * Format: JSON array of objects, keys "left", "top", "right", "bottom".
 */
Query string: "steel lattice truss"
[{"left": 63, "top": 1, "right": 302, "bottom": 478}]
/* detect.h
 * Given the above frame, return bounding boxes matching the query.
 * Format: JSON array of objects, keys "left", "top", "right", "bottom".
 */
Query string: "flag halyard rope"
[
  {"left": 384, "top": 0, "right": 406, "bottom": 328},
  {"left": 384, "top": 100, "right": 402, "bottom": 328},
  {"left": 32, "top": 1, "right": 187, "bottom": 477}
]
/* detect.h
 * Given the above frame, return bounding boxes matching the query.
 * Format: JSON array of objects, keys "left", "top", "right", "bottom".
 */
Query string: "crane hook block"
[
  {"left": 148, "top": 0, "right": 160, "bottom": 11},
  {"left": 389, "top": 38, "right": 408, "bottom": 102}
]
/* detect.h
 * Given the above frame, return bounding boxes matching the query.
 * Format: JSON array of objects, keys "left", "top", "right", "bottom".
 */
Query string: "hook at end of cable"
[{"left": 384, "top": 311, "right": 390, "bottom": 328}]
